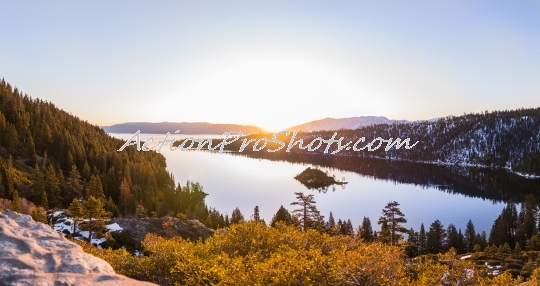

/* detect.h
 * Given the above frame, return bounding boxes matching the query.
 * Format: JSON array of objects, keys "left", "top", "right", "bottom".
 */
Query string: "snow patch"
[{"left": 107, "top": 223, "right": 123, "bottom": 232}]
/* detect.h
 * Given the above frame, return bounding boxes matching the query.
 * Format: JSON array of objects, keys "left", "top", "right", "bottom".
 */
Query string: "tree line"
[
  {"left": 0, "top": 78, "right": 227, "bottom": 226},
  {"left": 220, "top": 108, "right": 540, "bottom": 175}
]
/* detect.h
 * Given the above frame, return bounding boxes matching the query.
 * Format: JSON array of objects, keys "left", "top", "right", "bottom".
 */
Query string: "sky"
[{"left": 1, "top": 1, "right": 540, "bottom": 132}]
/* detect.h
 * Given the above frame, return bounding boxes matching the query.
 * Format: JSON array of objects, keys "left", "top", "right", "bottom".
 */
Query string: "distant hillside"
[
  {"left": 102, "top": 122, "right": 265, "bottom": 135},
  {"left": 0, "top": 78, "right": 221, "bottom": 224},
  {"left": 225, "top": 109, "right": 540, "bottom": 176},
  {"left": 287, "top": 116, "right": 410, "bottom": 132}
]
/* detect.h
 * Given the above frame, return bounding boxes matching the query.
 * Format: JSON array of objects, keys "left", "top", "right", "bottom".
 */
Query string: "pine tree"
[
  {"left": 66, "top": 165, "right": 82, "bottom": 201},
  {"left": 326, "top": 211, "right": 336, "bottom": 234},
  {"left": 82, "top": 161, "right": 91, "bottom": 181},
  {"left": 12, "top": 190, "right": 22, "bottom": 213},
  {"left": 225, "top": 214, "right": 230, "bottom": 227},
  {"left": 426, "top": 219, "right": 446, "bottom": 254},
  {"left": 445, "top": 224, "right": 459, "bottom": 252},
  {"left": 105, "top": 196, "right": 119, "bottom": 217},
  {"left": 67, "top": 198, "right": 83, "bottom": 234},
  {"left": 252, "top": 206, "right": 260, "bottom": 221},
  {"left": 405, "top": 228, "right": 418, "bottom": 257},
  {"left": 31, "top": 162, "right": 44, "bottom": 200},
  {"left": 489, "top": 215, "right": 508, "bottom": 246},
  {"left": 290, "top": 192, "right": 322, "bottom": 232},
  {"left": 231, "top": 207, "right": 244, "bottom": 224},
  {"left": 418, "top": 223, "right": 427, "bottom": 255},
  {"left": 344, "top": 219, "right": 354, "bottom": 236},
  {"left": 81, "top": 196, "right": 106, "bottom": 243},
  {"left": 118, "top": 177, "right": 131, "bottom": 215},
  {"left": 359, "top": 217, "right": 374, "bottom": 242},
  {"left": 41, "top": 191, "right": 49, "bottom": 210},
  {"left": 523, "top": 195, "right": 538, "bottom": 239},
  {"left": 464, "top": 219, "right": 476, "bottom": 252},
  {"left": 378, "top": 201, "right": 408, "bottom": 245},
  {"left": 270, "top": 205, "right": 293, "bottom": 227},
  {"left": 457, "top": 229, "right": 466, "bottom": 254},
  {"left": 0, "top": 167, "right": 5, "bottom": 199},
  {"left": 378, "top": 220, "right": 391, "bottom": 244},
  {"left": 85, "top": 174, "right": 104, "bottom": 202},
  {"left": 5, "top": 156, "right": 14, "bottom": 197},
  {"left": 44, "top": 163, "right": 61, "bottom": 208}
]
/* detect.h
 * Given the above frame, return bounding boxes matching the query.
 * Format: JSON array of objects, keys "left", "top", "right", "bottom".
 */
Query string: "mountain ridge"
[
  {"left": 102, "top": 121, "right": 265, "bottom": 135},
  {"left": 286, "top": 116, "right": 410, "bottom": 132}
]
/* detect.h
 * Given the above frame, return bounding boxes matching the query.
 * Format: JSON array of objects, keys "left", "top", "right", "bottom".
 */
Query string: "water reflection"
[
  {"left": 109, "top": 133, "right": 529, "bottom": 232},
  {"left": 226, "top": 151, "right": 540, "bottom": 203}
]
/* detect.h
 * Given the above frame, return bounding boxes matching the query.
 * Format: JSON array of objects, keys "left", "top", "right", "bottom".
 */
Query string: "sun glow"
[{"left": 162, "top": 58, "right": 386, "bottom": 132}]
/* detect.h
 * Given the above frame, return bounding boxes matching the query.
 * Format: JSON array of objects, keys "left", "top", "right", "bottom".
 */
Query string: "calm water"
[{"left": 111, "top": 133, "right": 512, "bottom": 233}]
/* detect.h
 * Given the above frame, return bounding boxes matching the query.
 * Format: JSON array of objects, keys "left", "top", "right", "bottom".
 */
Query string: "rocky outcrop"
[
  {"left": 0, "top": 210, "right": 156, "bottom": 286},
  {"left": 110, "top": 217, "right": 214, "bottom": 249}
]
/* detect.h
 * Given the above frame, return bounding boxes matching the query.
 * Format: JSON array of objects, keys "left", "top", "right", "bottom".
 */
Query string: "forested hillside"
[
  {"left": 226, "top": 109, "right": 540, "bottom": 176},
  {"left": 0, "top": 79, "right": 214, "bottom": 221}
]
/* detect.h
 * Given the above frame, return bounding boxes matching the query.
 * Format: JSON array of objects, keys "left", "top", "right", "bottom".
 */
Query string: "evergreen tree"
[
  {"left": 81, "top": 196, "right": 106, "bottom": 243},
  {"left": 515, "top": 242, "right": 522, "bottom": 253},
  {"left": 426, "top": 219, "right": 446, "bottom": 254},
  {"left": 0, "top": 167, "right": 5, "bottom": 199},
  {"left": 31, "top": 162, "right": 44, "bottom": 201},
  {"left": 405, "top": 228, "right": 418, "bottom": 258},
  {"left": 105, "top": 196, "right": 119, "bottom": 217},
  {"left": 464, "top": 219, "right": 476, "bottom": 252},
  {"left": 527, "top": 234, "right": 540, "bottom": 251},
  {"left": 12, "top": 190, "right": 21, "bottom": 212},
  {"left": 377, "top": 220, "right": 391, "bottom": 244},
  {"left": 41, "top": 191, "right": 49, "bottom": 210},
  {"left": 4, "top": 156, "right": 14, "bottom": 197},
  {"left": 118, "top": 177, "right": 131, "bottom": 215},
  {"left": 489, "top": 217, "right": 502, "bottom": 246},
  {"left": 378, "top": 201, "right": 408, "bottom": 245},
  {"left": 85, "top": 174, "right": 104, "bottom": 202},
  {"left": 457, "top": 229, "right": 466, "bottom": 254},
  {"left": 326, "top": 211, "right": 336, "bottom": 234},
  {"left": 418, "top": 223, "right": 427, "bottom": 255},
  {"left": 44, "top": 163, "right": 61, "bottom": 208},
  {"left": 66, "top": 165, "right": 82, "bottom": 202},
  {"left": 225, "top": 213, "right": 230, "bottom": 227},
  {"left": 502, "top": 200, "right": 518, "bottom": 246},
  {"left": 230, "top": 207, "right": 245, "bottom": 224},
  {"left": 344, "top": 219, "right": 354, "bottom": 236},
  {"left": 359, "top": 217, "right": 374, "bottom": 242},
  {"left": 523, "top": 194, "right": 538, "bottom": 239},
  {"left": 446, "top": 223, "right": 460, "bottom": 252},
  {"left": 67, "top": 198, "right": 83, "bottom": 234},
  {"left": 290, "top": 192, "right": 322, "bottom": 231},
  {"left": 252, "top": 206, "right": 260, "bottom": 221},
  {"left": 81, "top": 161, "right": 91, "bottom": 181},
  {"left": 270, "top": 205, "right": 293, "bottom": 227}
]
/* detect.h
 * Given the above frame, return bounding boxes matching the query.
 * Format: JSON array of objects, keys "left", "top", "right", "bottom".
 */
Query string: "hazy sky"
[{"left": 1, "top": 1, "right": 539, "bottom": 131}]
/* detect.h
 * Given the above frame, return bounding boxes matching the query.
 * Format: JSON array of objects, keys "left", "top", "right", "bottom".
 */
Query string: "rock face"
[
  {"left": 0, "top": 210, "right": 156, "bottom": 286},
  {"left": 110, "top": 217, "right": 214, "bottom": 247}
]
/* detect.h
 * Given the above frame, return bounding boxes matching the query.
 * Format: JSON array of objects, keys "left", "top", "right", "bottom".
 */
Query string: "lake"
[{"left": 110, "top": 132, "right": 540, "bottom": 233}]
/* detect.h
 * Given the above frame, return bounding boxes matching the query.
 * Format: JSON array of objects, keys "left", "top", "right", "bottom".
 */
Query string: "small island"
[{"left": 294, "top": 167, "right": 348, "bottom": 190}]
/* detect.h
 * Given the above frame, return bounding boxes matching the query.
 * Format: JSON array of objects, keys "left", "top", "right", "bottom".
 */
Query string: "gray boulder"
[{"left": 0, "top": 210, "right": 156, "bottom": 286}]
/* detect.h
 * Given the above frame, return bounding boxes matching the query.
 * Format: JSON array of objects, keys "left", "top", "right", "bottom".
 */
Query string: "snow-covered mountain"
[{"left": 287, "top": 116, "right": 410, "bottom": 132}]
